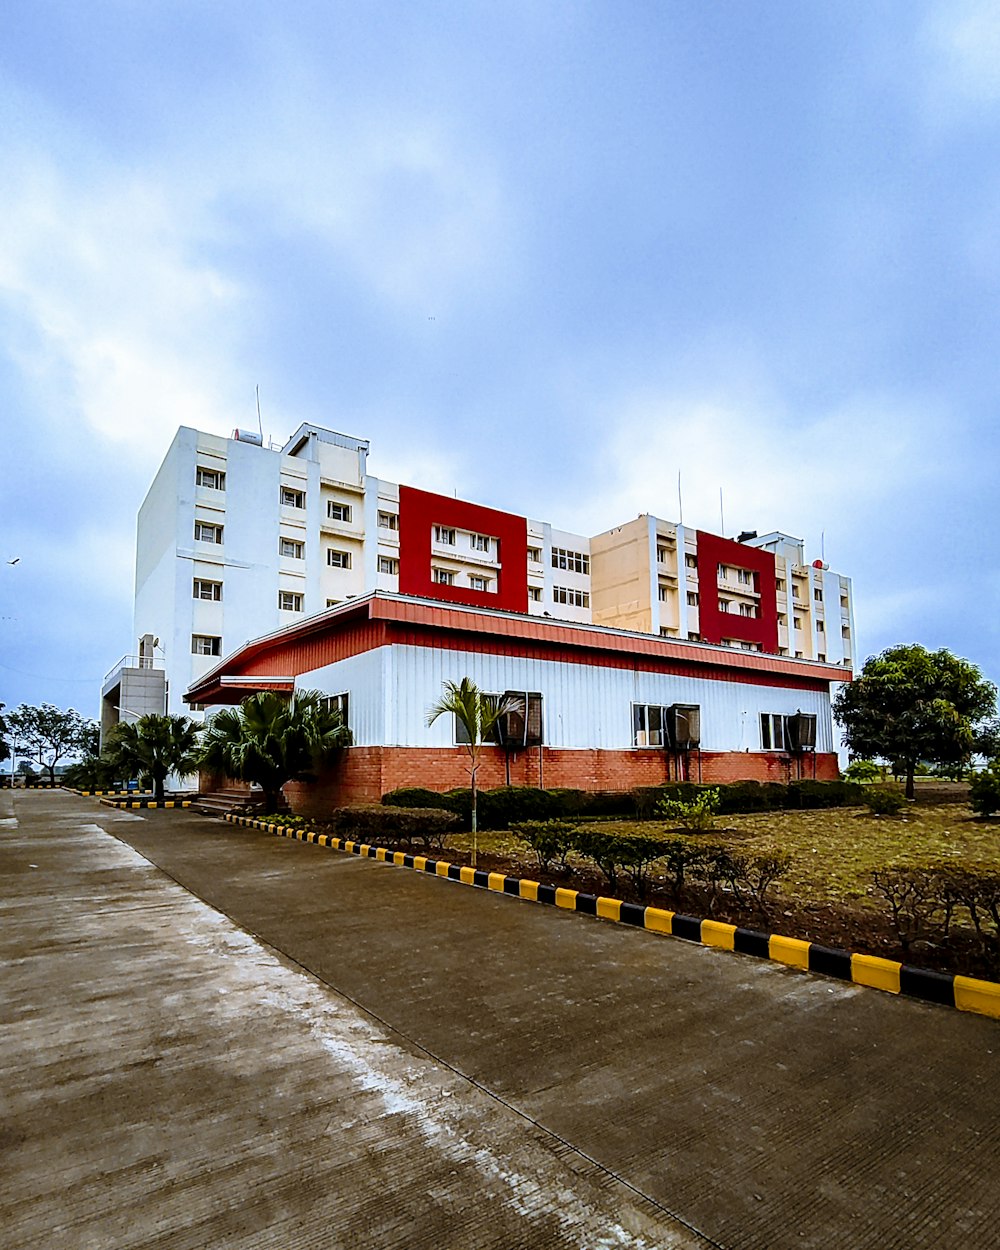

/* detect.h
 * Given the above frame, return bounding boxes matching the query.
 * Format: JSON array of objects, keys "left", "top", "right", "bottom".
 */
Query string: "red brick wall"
[{"left": 282, "top": 745, "right": 840, "bottom": 813}]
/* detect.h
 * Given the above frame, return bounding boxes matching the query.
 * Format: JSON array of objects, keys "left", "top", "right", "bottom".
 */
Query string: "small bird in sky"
[{"left": 6, "top": 557, "right": 19, "bottom": 565}]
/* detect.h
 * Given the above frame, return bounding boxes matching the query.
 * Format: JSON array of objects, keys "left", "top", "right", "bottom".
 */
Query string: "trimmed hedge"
[
  {"left": 328, "top": 804, "right": 460, "bottom": 850},
  {"left": 381, "top": 778, "right": 865, "bottom": 827}
]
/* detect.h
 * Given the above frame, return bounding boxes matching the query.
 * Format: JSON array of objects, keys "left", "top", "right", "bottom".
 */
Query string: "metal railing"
[{"left": 102, "top": 654, "right": 163, "bottom": 684}]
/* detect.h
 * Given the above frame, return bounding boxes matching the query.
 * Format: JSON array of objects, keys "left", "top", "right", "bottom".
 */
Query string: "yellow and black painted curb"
[
  {"left": 99, "top": 798, "right": 191, "bottom": 810},
  {"left": 224, "top": 813, "right": 1000, "bottom": 1023},
  {"left": 78, "top": 789, "right": 154, "bottom": 798}
]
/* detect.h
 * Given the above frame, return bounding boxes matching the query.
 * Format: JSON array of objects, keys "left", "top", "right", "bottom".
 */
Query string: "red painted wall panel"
[
  {"left": 695, "top": 532, "right": 779, "bottom": 653},
  {"left": 398, "top": 485, "right": 529, "bottom": 613}
]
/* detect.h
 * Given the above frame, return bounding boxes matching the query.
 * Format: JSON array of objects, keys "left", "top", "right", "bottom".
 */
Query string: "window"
[
  {"left": 760, "top": 713, "right": 788, "bottom": 751},
  {"left": 469, "top": 574, "right": 491, "bottom": 592},
  {"left": 326, "top": 598, "right": 339, "bottom": 608},
  {"left": 327, "top": 501, "right": 352, "bottom": 522},
  {"left": 194, "top": 520, "right": 223, "bottom": 544},
  {"left": 470, "top": 533, "right": 491, "bottom": 553},
  {"left": 378, "top": 511, "right": 399, "bottom": 531},
  {"left": 196, "top": 466, "right": 225, "bottom": 490},
  {"left": 551, "top": 547, "right": 590, "bottom": 574},
  {"left": 320, "top": 692, "right": 349, "bottom": 728},
  {"left": 528, "top": 586, "right": 542, "bottom": 601},
  {"left": 688, "top": 632, "right": 702, "bottom": 642},
  {"left": 816, "top": 620, "right": 825, "bottom": 633},
  {"left": 377, "top": 556, "right": 399, "bottom": 575},
  {"left": 658, "top": 586, "right": 669, "bottom": 601},
  {"left": 792, "top": 585, "right": 801, "bottom": 599},
  {"left": 793, "top": 616, "right": 802, "bottom": 630},
  {"left": 433, "top": 568, "right": 455, "bottom": 585},
  {"left": 778, "top": 612, "right": 787, "bottom": 625},
  {"left": 814, "top": 587, "right": 824, "bottom": 601},
  {"left": 633, "top": 704, "right": 665, "bottom": 748},
  {"left": 776, "top": 578, "right": 786, "bottom": 592},
  {"left": 434, "top": 526, "right": 456, "bottom": 545},
  {"left": 191, "top": 634, "right": 221, "bottom": 656},
  {"left": 193, "top": 578, "right": 222, "bottom": 601},
  {"left": 842, "top": 624, "right": 851, "bottom": 638},
  {"left": 737, "top": 569, "right": 753, "bottom": 585},
  {"left": 527, "top": 546, "right": 542, "bottom": 563},
  {"left": 278, "top": 590, "right": 303, "bottom": 612},
  {"left": 717, "top": 563, "right": 729, "bottom": 579},
  {"left": 840, "top": 595, "right": 849, "bottom": 610},
  {"left": 281, "top": 486, "right": 305, "bottom": 508},
  {"left": 739, "top": 603, "right": 757, "bottom": 617},
  {"left": 280, "top": 537, "right": 304, "bottom": 559},
  {"left": 687, "top": 591, "right": 700, "bottom": 606},
  {"left": 327, "top": 548, "right": 351, "bottom": 568},
  {"left": 552, "top": 585, "right": 590, "bottom": 608},
  {"left": 817, "top": 653, "right": 826, "bottom": 662},
  {"left": 685, "top": 554, "right": 697, "bottom": 569},
  {"left": 719, "top": 599, "right": 731, "bottom": 613},
  {"left": 656, "top": 545, "right": 667, "bottom": 563}
]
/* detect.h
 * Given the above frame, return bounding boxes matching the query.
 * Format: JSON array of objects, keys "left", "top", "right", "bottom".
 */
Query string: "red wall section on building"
[
  {"left": 695, "top": 532, "right": 779, "bottom": 653},
  {"left": 398, "top": 485, "right": 529, "bottom": 614}
]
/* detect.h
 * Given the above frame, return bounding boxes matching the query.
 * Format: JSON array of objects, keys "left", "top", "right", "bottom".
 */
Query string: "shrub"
[
  {"left": 616, "top": 836, "right": 670, "bottom": 900},
  {"left": 572, "top": 829, "right": 632, "bottom": 891},
  {"left": 328, "top": 805, "right": 460, "bottom": 850},
  {"left": 722, "top": 852, "right": 791, "bottom": 920},
  {"left": 478, "top": 786, "right": 562, "bottom": 829},
  {"left": 844, "top": 759, "right": 882, "bottom": 783},
  {"left": 786, "top": 779, "right": 864, "bottom": 809},
  {"left": 969, "top": 763, "right": 1000, "bottom": 818},
  {"left": 657, "top": 787, "right": 721, "bottom": 832},
  {"left": 511, "top": 820, "right": 578, "bottom": 873},
  {"left": 382, "top": 787, "right": 454, "bottom": 810},
  {"left": 863, "top": 786, "right": 906, "bottom": 816},
  {"left": 938, "top": 868, "right": 1000, "bottom": 974},
  {"left": 871, "top": 865, "right": 950, "bottom": 951}
]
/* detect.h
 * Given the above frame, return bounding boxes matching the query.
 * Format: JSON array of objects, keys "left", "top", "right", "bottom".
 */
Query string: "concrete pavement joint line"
[
  {"left": 226, "top": 813, "right": 1000, "bottom": 1022},
  {"left": 100, "top": 821, "right": 725, "bottom": 1250}
]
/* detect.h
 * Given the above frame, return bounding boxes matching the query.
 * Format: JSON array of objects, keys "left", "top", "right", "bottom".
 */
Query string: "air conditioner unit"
[
  {"left": 498, "top": 691, "right": 544, "bottom": 748},
  {"left": 667, "top": 704, "right": 701, "bottom": 751},
  {"left": 786, "top": 712, "right": 817, "bottom": 752}
]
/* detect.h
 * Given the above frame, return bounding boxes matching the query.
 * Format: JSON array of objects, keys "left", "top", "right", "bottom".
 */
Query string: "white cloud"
[
  {"left": 567, "top": 383, "right": 957, "bottom": 561},
  {"left": 923, "top": 0, "right": 1000, "bottom": 103}
]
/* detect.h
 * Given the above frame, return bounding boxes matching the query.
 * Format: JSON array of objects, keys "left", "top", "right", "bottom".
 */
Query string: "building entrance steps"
[{"left": 7, "top": 790, "right": 1000, "bottom": 1250}]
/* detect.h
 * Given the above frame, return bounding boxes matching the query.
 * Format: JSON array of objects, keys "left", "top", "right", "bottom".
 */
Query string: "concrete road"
[{"left": 3, "top": 792, "right": 999, "bottom": 1249}]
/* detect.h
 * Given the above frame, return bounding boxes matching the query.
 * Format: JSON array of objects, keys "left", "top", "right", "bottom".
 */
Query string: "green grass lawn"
[{"left": 448, "top": 785, "right": 1000, "bottom": 912}]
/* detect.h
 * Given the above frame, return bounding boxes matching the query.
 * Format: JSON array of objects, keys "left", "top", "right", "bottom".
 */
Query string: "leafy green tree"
[
  {"left": 103, "top": 714, "right": 202, "bottom": 803},
  {"left": 5, "top": 704, "right": 96, "bottom": 783},
  {"left": 426, "top": 678, "right": 515, "bottom": 867},
  {"left": 197, "top": 689, "right": 351, "bottom": 813},
  {"left": 834, "top": 645, "right": 996, "bottom": 800}
]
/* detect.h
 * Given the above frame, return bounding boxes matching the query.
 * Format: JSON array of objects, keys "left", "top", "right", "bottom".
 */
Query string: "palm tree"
[
  {"left": 197, "top": 689, "right": 351, "bottom": 813},
  {"left": 103, "top": 714, "right": 201, "bottom": 803},
  {"left": 426, "top": 678, "right": 515, "bottom": 867}
]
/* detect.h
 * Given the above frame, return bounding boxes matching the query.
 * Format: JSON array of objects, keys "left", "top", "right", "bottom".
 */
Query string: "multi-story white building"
[{"left": 103, "top": 422, "right": 855, "bottom": 741}]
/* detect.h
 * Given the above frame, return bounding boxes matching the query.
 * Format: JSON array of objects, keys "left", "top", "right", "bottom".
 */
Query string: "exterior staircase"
[{"left": 191, "top": 787, "right": 288, "bottom": 818}]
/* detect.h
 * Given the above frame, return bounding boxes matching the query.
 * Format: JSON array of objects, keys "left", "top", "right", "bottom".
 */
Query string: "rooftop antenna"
[
  {"left": 821, "top": 530, "right": 826, "bottom": 562},
  {"left": 719, "top": 487, "right": 725, "bottom": 536},
  {"left": 677, "top": 471, "right": 684, "bottom": 526},
  {"left": 256, "top": 385, "right": 263, "bottom": 442}
]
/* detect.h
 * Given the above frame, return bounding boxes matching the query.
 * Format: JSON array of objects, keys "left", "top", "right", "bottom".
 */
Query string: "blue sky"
[{"left": 2, "top": 0, "right": 999, "bottom": 718}]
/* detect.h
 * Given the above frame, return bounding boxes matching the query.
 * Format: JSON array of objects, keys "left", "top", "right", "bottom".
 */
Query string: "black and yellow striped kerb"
[
  {"left": 78, "top": 790, "right": 153, "bottom": 797},
  {"left": 99, "top": 798, "right": 192, "bottom": 810},
  {"left": 226, "top": 813, "right": 1000, "bottom": 1022}
]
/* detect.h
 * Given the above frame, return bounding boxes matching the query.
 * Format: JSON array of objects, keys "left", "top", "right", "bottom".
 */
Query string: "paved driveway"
[{"left": 4, "top": 791, "right": 999, "bottom": 1249}]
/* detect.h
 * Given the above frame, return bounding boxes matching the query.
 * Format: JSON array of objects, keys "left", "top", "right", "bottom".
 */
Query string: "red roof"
[{"left": 185, "top": 592, "right": 851, "bottom": 705}]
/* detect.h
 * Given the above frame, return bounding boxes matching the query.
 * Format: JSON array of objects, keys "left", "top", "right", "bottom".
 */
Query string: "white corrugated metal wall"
[{"left": 300, "top": 644, "right": 833, "bottom": 753}]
